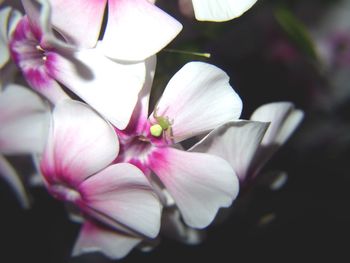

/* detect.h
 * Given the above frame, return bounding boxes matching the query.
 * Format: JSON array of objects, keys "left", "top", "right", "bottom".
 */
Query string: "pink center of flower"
[
  {"left": 116, "top": 118, "right": 170, "bottom": 174},
  {"left": 9, "top": 16, "right": 55, "bottom": 89}
]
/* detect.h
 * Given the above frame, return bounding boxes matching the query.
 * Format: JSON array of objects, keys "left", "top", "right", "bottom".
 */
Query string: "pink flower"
[
  {"left": 40, "top": 99, "right": 162, "bottom": 258},
  {"left": 115, "top": 60, "right": 242, "bottom": 228},
  {"left": 7, "top": 0, "right": 180, "bottom": 129}
]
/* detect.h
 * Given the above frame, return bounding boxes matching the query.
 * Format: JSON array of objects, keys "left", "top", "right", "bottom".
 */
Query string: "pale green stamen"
[{"left": 150, "top": 124, "right": 163, "bottom": 137}]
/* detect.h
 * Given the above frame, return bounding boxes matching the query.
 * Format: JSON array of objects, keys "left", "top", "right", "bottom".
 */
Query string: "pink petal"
[
  {"left": 73, "top": 220, "right": 141, "bottom": 260},
  {"left": 150, "top": 62, "right": 242, "bottom": 143},
  {"left": 190, "top": 121, "right": 269, "bottom": 182},
  {"left": 149, "top": 147, "right": 239, "bottom": 228},
  {"left": 41, "top": 100, "right": 119, "bottom": 186},
  {"left": 49, "top": 0, "right": 107, "bottom": 47},
  {"left": 50, "top": 46, "right": 148, "bottom": 129},
  {"left": 100, "top": 0, "right": 182, "bottom": 60},
  {"left": 79, "top": 163, "right": 161, "bottom": 238},
  {"left": 0, "top": 155, "right": 31, "bottom": 209}
]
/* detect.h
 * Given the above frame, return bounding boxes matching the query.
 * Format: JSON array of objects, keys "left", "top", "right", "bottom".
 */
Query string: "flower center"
[{"left": 9, "top": 17, "right": 50, "bottom": 77}]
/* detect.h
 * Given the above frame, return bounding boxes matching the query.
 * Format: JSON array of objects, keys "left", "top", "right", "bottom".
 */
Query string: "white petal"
[
  {"left": 149, "top": 147, "right": 239, "bottom": 228},
  {"left": 0, "top": 7, "right": 12, "bottom": 68},
  {"left": 0, "top": 6, "right": 21, "bottom": 67},
  {"left": 150, "top": 62, "right": 242, "bottom": 142},
  {"left": 275, "top": 109, "right": 304, "bottom": 145},
  {"left": 192, "top": 0, "right": 257, "bottom": 21},
  {"left": 250, "top": 102, "right": 303, "bottom": 146},
  {"left": 125, "top": 55, "right": 156, "bottom": 132},
  {"left": 49, "top": 0, "right": 106, "bottom": 47},
  {"left": 41, "top": 100, "right": 119, "bottom": 186},
  {"left": 190, "top": 121, "right": 269, "bottom": 182},
  {"left": 73, "top": 220, "right": 141, "bottom": 260},
  {"left": 0, "top": 84, "right": 49, "bottom": 154},
  {"left": 51, "top": 46, "right": 147, "bottom": 129},
  {"left": 100, "top": 0, "right": 182, "bottom": 61},
  {"left": 79, "top": 163, "right": 162, "bottom": 238},
  {"left": 0, "top": 155, "right": 31, "bottom": 209},
  {"left": 249, "top": 102, "right": 303, "bottom": 178},
  {"left": 21, "top": 0, "right": 72, "bottom": 50},
  {"left": 0, "top": 111, "right": 49, "bottom": 154}
]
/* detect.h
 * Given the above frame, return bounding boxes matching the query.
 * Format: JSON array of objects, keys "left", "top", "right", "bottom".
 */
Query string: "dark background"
[{"left": 1, "top": 0, "right": 350, "bottom": 262}]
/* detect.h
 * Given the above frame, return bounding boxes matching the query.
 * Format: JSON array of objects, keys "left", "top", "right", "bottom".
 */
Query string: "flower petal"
[
  {"left": 0, "top": 7, "right": 12, "bottom": 68},
  {"left": 149, "top": 147, "right": 239, "bottom": 228},
  {"left": 0, "top": 6, "right": 21, "bottom": 68},
  {"left": 0, "top": 84, "right": 49, "bottom": 154},
  {"left": 250, "top": 102, "right": 303, "bottom": 146},
  {"left": 50, "top": 45, "right": 147, "bottom": 129},
  {"left": 40, "top": 100, "right": 119, "bottom": 186},
  {"left": 0, "top": 155, "right": 31, "bottom": 209},
  {"left": 150, "top": 62, "right": 242, "bottom": 142},
  {"left": 100, "top": 0, "right": 182, "bottom": 60},
  {"left": 73, "top": 220, "right": 141, "bottom": 260},
  {"left": 249, "top": 102, "right": 304, "bottom": 178},
  {"left": 190, "top": 121, "right": 269, "bottom": 182},
  {"left": 125, "top": 55, "right": 156, "bottom": 133},
  {"left": 79, "top": 163, "right": 162, "bottom": 238},
  {"left": 192, "top": 0, "right": 257, "bottom": 21},
  {"left": 21, "top": 0, "right": 72, "bottom": 50},
  {"left": 49, "top": 0, "right": 106, "bottom": 48}
]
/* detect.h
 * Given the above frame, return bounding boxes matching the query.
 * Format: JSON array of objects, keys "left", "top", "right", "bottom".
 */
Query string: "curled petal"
[
  {"left": 73, "top": 220, "right": 141, "bottom": 260},
  {"left": 150, "top": 62, "right": 242, "bottom": 143},
  {"left": 149, "top": 147, "right": 239, "bottom": 228},
  {"left": 79, "top": 163, "right": 162, "bottom": 238},
  {"left": 250, "top": 102, "right": 304, "bottom": 178},
  {"left": 50, "top": 46, "right": 147, "bottom": 129},
  {"left": 100, "top": 0, "right": 182, "bottom": 61},
  {"left": 192, "top": 0, "right": 257, "bottom": 21},
  {"left": 41, "top": 100, "right": 119, "bottom": 186},
  {"left": 250, "top": 102, "right": 304, "bottom": 146},
  {"left": 190, "top": 121, "right": 269, "bottom": 182}
]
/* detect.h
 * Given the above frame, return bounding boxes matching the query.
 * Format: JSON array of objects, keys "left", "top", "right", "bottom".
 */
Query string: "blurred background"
[{"left": 1, "top": 0, "right": 350, "bottom": 262}]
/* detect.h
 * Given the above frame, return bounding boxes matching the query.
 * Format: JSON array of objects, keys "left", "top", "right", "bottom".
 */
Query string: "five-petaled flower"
[
  {"left": 40, "top": 99, "right": 162, "bottom": 259},
  {"left": 115, "top": 60, "right": 242, "bottom": 228}
]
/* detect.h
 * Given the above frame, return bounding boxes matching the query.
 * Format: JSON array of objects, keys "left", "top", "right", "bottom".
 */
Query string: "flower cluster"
[{"left": 0, "top": 0, "right": 303, "bottom": 260}]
